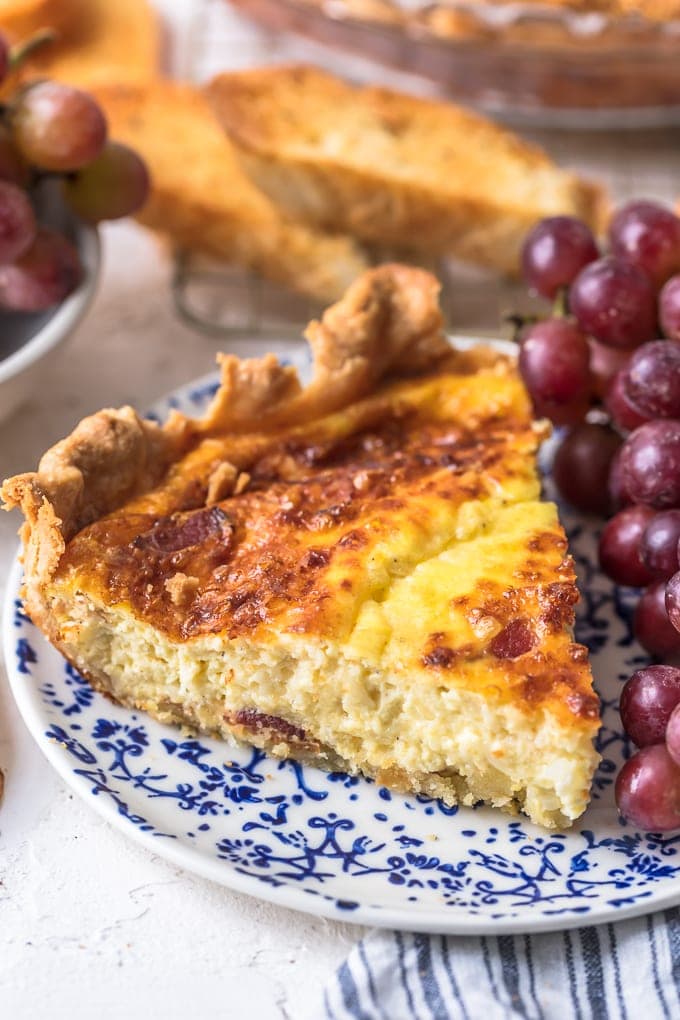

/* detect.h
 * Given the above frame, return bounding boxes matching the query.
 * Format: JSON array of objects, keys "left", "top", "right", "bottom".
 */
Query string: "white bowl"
[{"left": 0, "top": 217, "right": 100, "bottom": 424}]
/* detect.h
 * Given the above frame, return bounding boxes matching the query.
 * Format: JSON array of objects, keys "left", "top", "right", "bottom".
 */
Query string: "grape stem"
[
  {"left": 9, "top": 29, "right": 58, "bottom": 71},
  {"left": 505, "top": 313, "right": 539, "bottom": 344},
  {"left": 552, "top": 286, "right": 569, "bottom": 318}
]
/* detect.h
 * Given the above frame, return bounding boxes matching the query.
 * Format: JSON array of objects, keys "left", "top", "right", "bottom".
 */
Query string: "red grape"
[
  {"left": 608, "top": 449, "right": 635, "bottom": 510},
  {"left": 589, "top": 340, "right": 630, "bottom": 399},
  {"left": 11, "top": 82, "right": 107, "bottom": 172},
  {"left": 616, "top": 744, "right": 680, "bottom": 830},
  {"left": 609, "top": 200, "right": 680, "bottom": 288},
  {"left": 624, "top": 340, "right": 680, "bottom": 420},
  {"left": 605, "top": 369, "right": 650, "bottom": 432},
  {"left": 552, "top": 422, "right": 622, "bottom": 515},
  {"left": 521, "top": 216, "right": 598, "bottom": 300},
  {"left": 666, "top": 702, "right": 680, "bottom": 766},
  {"left": 634, "top": 580, "right": 680, "bottom": 660},
  {"left": 570, "top": 256, "right": 657, "bottom": 350},
  {"left": 0, "top": 180, "right": 36, "bottom": 265},
  {"left": 660, "top": 275, "right": 680, "bottom": 342},
  {"left": 618, "top": 420, "right": 680, "bottom": 509},
  {"left": 518, "top": 319, "right": 591, "bottom": 414},
  {"left": 667, "top": 570, "right": 680, "bottom": 634},
  {"left": 619, "top": 665, "right": 680, "bottom": 746},
  {"left": 0, "top": 228, "right": 81, "bottom": 311},
  {"left": 599, "top": 505, "right": 656, "bottom": 586},
  {"left": 63, "top": 141, "right": 150, "bottom": 222},
  {"left": 641, "top": 511, "right": 680, "bottom": 579}
]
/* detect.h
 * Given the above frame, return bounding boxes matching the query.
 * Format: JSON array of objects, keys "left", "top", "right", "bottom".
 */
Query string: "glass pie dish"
[{"left": 227, "top": 0, "right": 680, "bottom": 127}]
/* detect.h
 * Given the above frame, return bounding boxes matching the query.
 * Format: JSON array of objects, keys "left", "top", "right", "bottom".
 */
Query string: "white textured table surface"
[{"left": 2, "top": 3, "right": 680, "bottom": 1018}]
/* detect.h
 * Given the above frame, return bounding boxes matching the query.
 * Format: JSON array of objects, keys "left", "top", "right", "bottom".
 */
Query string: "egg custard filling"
[{"left": 2, "top": 265, "right": 599, "bottom": 829}]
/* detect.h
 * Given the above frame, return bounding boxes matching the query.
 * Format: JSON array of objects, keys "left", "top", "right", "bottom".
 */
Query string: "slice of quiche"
[{"left": 2, "top": 265, "right": 600, "bottom": 829}]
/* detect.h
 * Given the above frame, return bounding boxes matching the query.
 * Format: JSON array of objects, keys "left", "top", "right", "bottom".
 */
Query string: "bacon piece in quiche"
[{"left": 2, "top": 264, "right": 599, "bottom": 829}]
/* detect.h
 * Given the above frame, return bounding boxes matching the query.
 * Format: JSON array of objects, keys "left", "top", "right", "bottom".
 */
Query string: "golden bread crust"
[
  {"left": 206, "top": 65, "right": 608, "bottom": 275},
  {"left": 86, "top": 80, "right": 368, "bottom": 304}
]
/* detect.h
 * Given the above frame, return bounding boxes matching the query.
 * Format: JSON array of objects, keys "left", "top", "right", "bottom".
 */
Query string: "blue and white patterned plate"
[{"left": 5, "top": 338, "right": 680, "bottom": 935}]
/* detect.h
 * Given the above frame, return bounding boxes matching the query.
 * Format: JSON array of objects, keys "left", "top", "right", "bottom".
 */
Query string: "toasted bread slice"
[
  {"left": 90, "top": 81, "right": 368, "bottom": 303},
  {"left": 12, "top": 0, "right": 159, "bottom": 86},
  {"left": 2, "top": 265, "right": 600, "bottom": 828},
  {"left": 207, "top": 65, "right": 607, "bottom": 275}
]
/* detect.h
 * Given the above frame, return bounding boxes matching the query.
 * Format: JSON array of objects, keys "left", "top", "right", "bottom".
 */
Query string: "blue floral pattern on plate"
[{"left": 5, "top": 338, "right": 679, "bottom": 935}]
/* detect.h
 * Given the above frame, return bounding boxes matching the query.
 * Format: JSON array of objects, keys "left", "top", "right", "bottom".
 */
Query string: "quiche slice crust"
[{"left": 2, "top": 265, "right": 600, "bottom": 829}]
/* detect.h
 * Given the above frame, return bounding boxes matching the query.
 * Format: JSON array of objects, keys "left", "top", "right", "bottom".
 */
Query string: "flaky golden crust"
[
  {"left": 294, "top": 0, "right": 680, "bottom": 18},
  {"left": 1, "top": 265, "right": 449, "bottom": 601},
  {"left": 198, "top": 263, "right": 450, "bottom": 432},
  {"left": 3, "top": 408, "right": 178, "bottom": 541},
  {"left": 290, "top": 0, "right": 680, "bottom": 42},
  {"left": 1, "top": 407, "right": 182, "bottom": 633},
  {"left": 438, "top": 0, "right": 680, "bottom": 20}
]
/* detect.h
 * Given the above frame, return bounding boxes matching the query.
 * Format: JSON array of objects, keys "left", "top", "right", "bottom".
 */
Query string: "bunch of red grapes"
[
  {"left": 520, "top": 200, "right": 680, "bottom": 831},
  {"left": 0, "top": 30, "right": 149, "bottom": 312}
]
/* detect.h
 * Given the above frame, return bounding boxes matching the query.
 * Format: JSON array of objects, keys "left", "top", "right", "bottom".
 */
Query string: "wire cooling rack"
[{"left": 171, "top": 249, "right": 538, "bottom": 342}]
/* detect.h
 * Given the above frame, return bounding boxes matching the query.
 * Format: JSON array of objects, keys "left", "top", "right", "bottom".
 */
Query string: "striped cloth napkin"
[{"left": 321, "top": 908, "right": 680, "bottom": 1019}]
